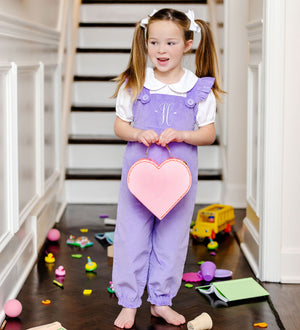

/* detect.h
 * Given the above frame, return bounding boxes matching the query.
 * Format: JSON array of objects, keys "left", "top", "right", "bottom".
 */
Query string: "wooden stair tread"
[
  {"left": 68, "top": 134, "right": 220, "bottom": 145},
  {"left": 66, "top": 168, "right": 222, "bottom": 180}
]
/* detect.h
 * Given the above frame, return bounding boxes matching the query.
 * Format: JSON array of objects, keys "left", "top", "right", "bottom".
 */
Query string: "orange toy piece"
[
  {"left": 254, "top": 322, "right": 268, "bottom": 328},
  {"left": 42, "top": 300, "right": 51, "bottom": 305}
]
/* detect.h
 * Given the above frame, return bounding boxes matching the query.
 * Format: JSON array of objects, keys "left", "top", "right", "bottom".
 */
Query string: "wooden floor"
[{"left": 10, "top": 204, "right": 299, "bottom": 330}]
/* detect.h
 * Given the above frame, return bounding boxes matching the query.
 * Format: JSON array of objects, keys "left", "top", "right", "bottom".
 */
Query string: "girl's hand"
[
  {"left": 136, "top": 129, "right": 159, "bottom": 147},
  {"left": 158, "top": 128, "right": 185, "bottom": 147}
]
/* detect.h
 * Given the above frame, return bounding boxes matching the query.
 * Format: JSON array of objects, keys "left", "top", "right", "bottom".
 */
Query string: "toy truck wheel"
[
  {"left": 211, "top": 230, "right": 216, "bottom": 240},
  {"left": 224, "top": 223, "right": 232, "bottom": 233}
]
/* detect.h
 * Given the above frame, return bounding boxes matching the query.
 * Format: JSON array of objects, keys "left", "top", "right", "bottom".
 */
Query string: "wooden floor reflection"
[{"left": 11, "top": 205, "right": 298, "bottom": 329}]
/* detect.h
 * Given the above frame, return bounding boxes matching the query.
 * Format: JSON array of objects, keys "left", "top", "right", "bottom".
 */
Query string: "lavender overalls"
[{"left": 112, "top": 77, "right": 214, "bottom": 308}]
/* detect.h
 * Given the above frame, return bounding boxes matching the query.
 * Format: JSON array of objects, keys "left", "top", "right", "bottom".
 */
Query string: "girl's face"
[{"left": 147, "top": 20, "right": 193, "bottom": 82}]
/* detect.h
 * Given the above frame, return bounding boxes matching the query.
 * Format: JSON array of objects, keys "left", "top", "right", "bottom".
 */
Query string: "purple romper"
[{"left": 112, "top": 77, "right": 215, "bottom": 308}]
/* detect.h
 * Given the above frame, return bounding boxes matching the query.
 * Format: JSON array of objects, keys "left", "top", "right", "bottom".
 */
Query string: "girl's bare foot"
[
  {"left": 151, "top": 305, "right": 186, "bottom": 326},
  {"left": 114, "top": 308, "right": 137, "bottom": 329}
]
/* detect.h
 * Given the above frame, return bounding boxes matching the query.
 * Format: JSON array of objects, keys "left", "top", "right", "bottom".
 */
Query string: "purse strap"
[{"left": 145, "top": 144, "right": 173, "bottom": 158}]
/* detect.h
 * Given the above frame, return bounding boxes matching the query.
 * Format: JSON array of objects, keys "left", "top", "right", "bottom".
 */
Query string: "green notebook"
[{"left": 196, "top": 277, "right": 269, "bottom": 303}]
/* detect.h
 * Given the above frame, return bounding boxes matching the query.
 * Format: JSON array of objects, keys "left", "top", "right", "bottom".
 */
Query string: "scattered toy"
[
  {"left": 182, "top": 272, "right": 203, "bottom": 282},
  {"left": 207, "top": 238, "right": 218, "bottom": 250},
  {"left": 99, "top": 214, "right": 109, "bottom": 218},
  {"left": 187, "top": 312, "right": 213, "bottom": 330},
  {"left": 185, "top": 283, "right": 194, "bottom": 288},
  {"left": 254, "top": 322, "right": 268, "bottom": 328},
  {"left": 95, "top": 232, "right": 114, "bottom": 245},
  {"left": 210, "top": 252, "right": 216, "bottom": 256},
  {"left": 85, "top": 256, "right": 97, "bottom": 272},
  {"left": 42, "top": 300, "right": 51, "bottom": 305},
  {"left": 66, "top": 235, "right": 93, "bottom": 248},
  {"left": 45, "top": 252, "right": 55, "bottom": 263},
  {"left": 107, "top": 281, "right": 115, "bottom": 294},
  {"left": 83, "top": 289, "right": 92, "bottom": 296},
  {"left": 80, "top": 228, "right": 88, "bottom": 233},
  {"left": 55, "top": 266, "right": 66, "bottom": 277},
  {"left": 47, "top": 228, "right": 60, "bottom": 242},
  {"left": 4, "top": 299, "right": 22, "bottom": 318},
  {"left": 53, "top": 280, "right": 64, "bottom": 289},
  {"left": 104, "top": 218, "right": 117, "bottom": 226},
  {"left": 200, "top": 261, "right": 216, "bottom": 282},
  {"left": 72, "top": 254, "right": 82, "bottom": 258}
]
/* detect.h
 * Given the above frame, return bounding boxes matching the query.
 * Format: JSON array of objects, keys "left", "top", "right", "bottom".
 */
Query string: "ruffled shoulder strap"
[{"left": 185, "top": 77, "right": 215, "bottom": 108}]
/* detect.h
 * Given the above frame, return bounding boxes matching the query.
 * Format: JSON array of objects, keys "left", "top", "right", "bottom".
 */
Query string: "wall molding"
[{"left": 0, "top": 13, "right": 60, "bottom": 45}]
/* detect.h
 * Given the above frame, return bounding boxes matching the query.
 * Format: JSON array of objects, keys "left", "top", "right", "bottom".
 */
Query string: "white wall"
[
  {"left": 222, "top": 0, "right": 248, "bottom": 207},
  {"left": 280, "top": 0, "right": 300, "bottom": 282},
  {"left": 0, "top": 0, "right": 75, "bottom": 321}
]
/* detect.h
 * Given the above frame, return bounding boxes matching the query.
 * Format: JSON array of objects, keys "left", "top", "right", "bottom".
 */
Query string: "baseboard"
[
  {"left": 240, "top": 216, "right": 259, "bottom": 278},
  {"left": 280, "top": 248, "right": 300, "bottom": 283}
]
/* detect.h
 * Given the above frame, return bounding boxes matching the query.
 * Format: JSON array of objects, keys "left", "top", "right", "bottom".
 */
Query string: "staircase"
[{"left": 65, "top": 0, "right": 224, "bottom": 204}]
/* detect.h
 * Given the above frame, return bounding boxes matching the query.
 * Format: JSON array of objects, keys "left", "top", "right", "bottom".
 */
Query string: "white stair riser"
[
  {"left": 70, "top": 111, "right": 116, "bottom": 135},
  {"left": 67, "top": 144, "right": 221, "bottom": 170},
  {"left": 75, "top": 53, "right": 130, "bottom": 76},
  {"left": 70, "top": 111, "right": 220, "bottom": 137},
  {"left": 75, "top": 53, "right": 199, "bottom": 76},
  {"left": 80, "top": 4, "right": 217, "bottom": 23},
  {"left": 73, "top": 81, "right": 116, "bottom": 106},
  {"left": 65, "top": 179, "right": 222, "bottom": 205},
  {"left": 77, "top": 26, "right": 223, "bottom": 50}
]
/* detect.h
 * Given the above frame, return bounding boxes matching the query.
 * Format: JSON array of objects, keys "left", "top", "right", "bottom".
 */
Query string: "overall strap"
[
  {"left": 185, "top": 77, "right": 215, "bottom": 108},
  {"left": 137, "top": 87, "right": 151, "bottom": 104}
]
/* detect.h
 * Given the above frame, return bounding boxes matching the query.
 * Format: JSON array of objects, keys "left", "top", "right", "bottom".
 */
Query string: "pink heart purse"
[{"left": 127, "top": 145, "right": 192, "bottom": 220}]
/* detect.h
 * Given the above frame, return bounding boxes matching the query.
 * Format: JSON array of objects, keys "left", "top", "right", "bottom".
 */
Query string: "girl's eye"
[
  {"left": 150, "top": 41, "right": 157, "bottom": 45},
  {"left": 168, "top": 42, "right": 175, "bottom": 46}
]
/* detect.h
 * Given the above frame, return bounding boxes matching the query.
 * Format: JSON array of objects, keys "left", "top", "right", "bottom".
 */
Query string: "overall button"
[
  {"left": 141, "top": 94, "right": 150, "bottom": 103},
  {"left": 186, "top": 98, "right": 195, "bottom": 107}
]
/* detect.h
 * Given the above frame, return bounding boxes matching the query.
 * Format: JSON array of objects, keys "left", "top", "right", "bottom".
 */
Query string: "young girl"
[{"left": 112, "top": 8, "right": 223, "bottom": 329}]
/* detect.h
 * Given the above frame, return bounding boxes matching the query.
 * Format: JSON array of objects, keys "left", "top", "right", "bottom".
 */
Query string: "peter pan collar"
[{"left": 144, "top": 67, "right": 198, "bottom": 93}]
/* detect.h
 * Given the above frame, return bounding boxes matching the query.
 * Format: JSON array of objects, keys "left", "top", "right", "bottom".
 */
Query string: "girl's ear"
[{"left": 184, "top": 39, "right": 193, "bottom": 53}]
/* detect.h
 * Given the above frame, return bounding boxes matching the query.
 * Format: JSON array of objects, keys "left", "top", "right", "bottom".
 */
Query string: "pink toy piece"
[
  {"left": 4, "top": 299, "right": 22, "bottom": 318},
  {"left": 55, "top": 266, "right": 66, "bottom": 277},
  {"left": 182, "top": 272, "right": 203, "bottom": 282},
  {"left": 127, "top": 157, "right": 191, "bottom": 220},
  {"left": 47, "top": 228, "right": 60, "bottom": 242}
]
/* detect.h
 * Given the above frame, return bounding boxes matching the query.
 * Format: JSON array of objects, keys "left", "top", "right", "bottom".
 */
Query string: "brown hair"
[{"left": 113, "top": 8, "right": 224, "bottom": 101}]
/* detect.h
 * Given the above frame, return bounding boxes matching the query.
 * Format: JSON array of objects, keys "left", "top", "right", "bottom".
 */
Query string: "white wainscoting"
[{"left": 0, "top": 0, "right": 70, "bottom": 320}]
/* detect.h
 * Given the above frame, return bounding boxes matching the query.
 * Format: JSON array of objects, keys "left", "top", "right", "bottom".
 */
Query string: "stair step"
[
  {"left": 65, "top": 179, "right": 222, "bottom": 204},
  {"left": 65, "top": 168, "right": 222, "bottom": 181},
  {"left": 74, "top": 75, "right": 116, "bottom": 81},
  {"left": 82, "top": 1, "right": 209, "bottom": 5},
  {"left": 68, "top": 134, "right": 125, "bottom": 144},
  {"left": 68, "top": 134, "right": 219, "bottom": 146},
  {"left": 71, "top": 106, "right": 115, "bottom": 112}
]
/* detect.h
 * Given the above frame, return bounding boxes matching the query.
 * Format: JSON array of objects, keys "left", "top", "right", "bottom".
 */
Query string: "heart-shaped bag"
[{"left": 127, "top": 145, "right": 191, "bottom": 220}]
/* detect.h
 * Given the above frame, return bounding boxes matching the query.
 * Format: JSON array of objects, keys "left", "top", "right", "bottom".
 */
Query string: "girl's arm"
[
  {"left": 158, "top": 123, "right": 216, "bottom": 147},
  {"left": 114, "top": 116, "right": 159, "bottom": 147}
]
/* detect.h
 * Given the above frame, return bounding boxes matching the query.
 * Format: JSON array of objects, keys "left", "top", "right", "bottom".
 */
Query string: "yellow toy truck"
[{"left": 191, "top": 204, "right": 235, "bottom": 240}]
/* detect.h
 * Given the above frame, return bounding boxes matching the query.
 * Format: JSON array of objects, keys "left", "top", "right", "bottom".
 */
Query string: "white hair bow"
[
  {"left": 140, "top": 9, "right": 158, "bottom": 29},
  {"left": 185, "top": 10, "right": 201, "bottom": 33},
  {"left": 140, "top": 9, "right": 201, "bottom": 34}
]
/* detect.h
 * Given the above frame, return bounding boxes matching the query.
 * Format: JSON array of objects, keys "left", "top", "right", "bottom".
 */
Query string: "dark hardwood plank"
[{"left": 13, "top": 205, "right": 289, "bottom": 330}]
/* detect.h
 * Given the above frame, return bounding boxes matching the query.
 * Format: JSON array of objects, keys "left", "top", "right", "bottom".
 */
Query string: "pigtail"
[
  {"left": 113, "top": 23, "right": 148, "bottom": 100},
  {"left": 194, "top": 19, "right": 225, "bottom": 102}
]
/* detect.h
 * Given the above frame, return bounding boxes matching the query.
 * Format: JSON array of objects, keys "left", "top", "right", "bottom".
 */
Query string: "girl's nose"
[{"left": 158, "top": 44, "right": 166, "bottom": 53}]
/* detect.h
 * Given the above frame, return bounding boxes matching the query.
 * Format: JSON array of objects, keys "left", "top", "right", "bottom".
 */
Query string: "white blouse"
[{"left": 116, "top": 67, "right": 216, "bottom": 127}]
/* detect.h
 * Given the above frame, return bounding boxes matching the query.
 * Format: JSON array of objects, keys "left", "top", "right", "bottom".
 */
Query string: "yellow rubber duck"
[{"left": 45, "top": 252, "right": 55, "bottom": 263}]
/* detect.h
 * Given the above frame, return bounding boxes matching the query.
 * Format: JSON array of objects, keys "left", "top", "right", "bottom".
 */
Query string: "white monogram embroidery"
[{"left": 156, "top": 103, "right": 176, "bottom": 126}]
